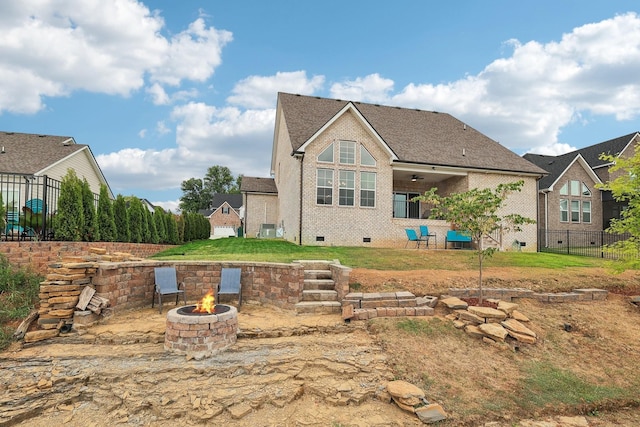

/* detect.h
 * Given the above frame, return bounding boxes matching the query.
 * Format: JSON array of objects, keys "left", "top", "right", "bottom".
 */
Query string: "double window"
[
  {"left": 393, "top": 192, "right": 420, "bottom": 218},
  {"left": 559, "top": 180, "right": 592, "bottom": 223},
  {"left": 316, "top": 141, "right": 377, "bottom": 208}
]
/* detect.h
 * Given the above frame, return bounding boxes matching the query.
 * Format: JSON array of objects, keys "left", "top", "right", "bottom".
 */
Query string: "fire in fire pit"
[{"left": 165, "top": 291, "right": 238, "bottom": 359}]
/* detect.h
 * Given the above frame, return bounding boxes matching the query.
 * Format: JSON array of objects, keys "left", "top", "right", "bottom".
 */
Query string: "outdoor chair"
[
  {"left": 5, "top": 210, "right": 23, "bottom": 240},
  {"left": 405, "top": 228, "right": 428, "bottom": 249},
  {"left": 419, "top": 225, "right": 437, "bottom": 249},
  {"left": 216, "top": 267, "right": 242, "bottom": 310},
  {"left": 152, "top": 267, "right": 187, "bottom": 313}
]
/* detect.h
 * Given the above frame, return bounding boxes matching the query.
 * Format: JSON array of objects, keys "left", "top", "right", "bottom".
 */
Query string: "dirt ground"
[{"left": 1, "top": 266, "right": 640, "bottom": 426}]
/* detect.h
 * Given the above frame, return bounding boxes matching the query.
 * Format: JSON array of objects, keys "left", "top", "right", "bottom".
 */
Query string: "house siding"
[
  {"left": 244, "top": 193, "right": 278, "bottom": 238},
  {"left": 44, "top": 149, "right": 104, "bottom": 195},
  {"left": 298, "top": 110, "right": 396, "bottom": 247},
  {"left": 467, "top": 172, "right": 539, "bottom": 251},
  {"left": 544, "top": 162, "right": 602, "bottom": 232},
  {"left": 274, "top": 115, "right": 300, "bottom": 243}
]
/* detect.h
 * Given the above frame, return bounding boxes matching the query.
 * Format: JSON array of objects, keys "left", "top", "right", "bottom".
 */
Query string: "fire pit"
[{"left": 165, "top": 294, "right": 238, "bottom": 359}]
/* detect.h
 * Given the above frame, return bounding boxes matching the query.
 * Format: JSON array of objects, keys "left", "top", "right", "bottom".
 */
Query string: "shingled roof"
[
  {"left": 277, "top": 92, "right": 547, "bottom": 176},
  {"left": 523, "top": 132, "right": 639, "bottom": 190},
  {"left": 240, "top": 176, "right": 277, "bottom": 194},
  {"left": 0, "top": 131, "right": 86, "bottom": 174}
]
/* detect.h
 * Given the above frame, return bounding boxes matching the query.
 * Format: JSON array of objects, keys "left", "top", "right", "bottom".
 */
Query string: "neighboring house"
[
  {"left": 199, "top": 193, "right": 243, "bottom": 238},
  {"left": 242, "top": 93, "right": 546, "bottom": 249},
  {"left": 524, "top": 131, "right": 640, "bottom": 234},
  {"left": 0, "top": 131, "right": 113, "bottom": 239},
  {"left": 240, "top": 177, "right": 278, "bottom": 238}
]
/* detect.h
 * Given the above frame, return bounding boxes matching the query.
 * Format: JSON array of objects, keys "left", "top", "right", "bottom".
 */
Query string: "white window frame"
[
  {"left": 560, "top": 199, "right": 568, "bottom": 222},
  {"left": 360, "top": 145, "right": 376, "bottom": 166},
  {"left": 338, "top": 170, "right": 355, "bottom": 206},
  {"left": 339, "top": 141, "right": 356, "bottom": 165},
  {"left": 360, "top": 172, "right": 376, "bottom": 207},
  {"left": 571, "top": 200, "right": 580, "bottom": 222},
  {"left": 582, "top": 201, "right": 591, "bottom": 223},
  {"left": 316, "top": 169, "right": 333, "bottom": 205},
  {"left": 318, "top": 143, "right": 334, "bottom": 163}
]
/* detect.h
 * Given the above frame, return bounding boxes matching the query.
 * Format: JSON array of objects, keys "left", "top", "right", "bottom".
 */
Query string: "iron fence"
[
  {"left": 538, "top": 229, "right": 632, "bottom": 259},
  {"left": 0, "top": 172, "right": 98, "bottom": 241}
]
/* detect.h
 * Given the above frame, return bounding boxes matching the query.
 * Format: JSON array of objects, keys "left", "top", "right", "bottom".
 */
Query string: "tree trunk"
[{"left": 12, "top": 309, "right": 39, "bottom": 340}]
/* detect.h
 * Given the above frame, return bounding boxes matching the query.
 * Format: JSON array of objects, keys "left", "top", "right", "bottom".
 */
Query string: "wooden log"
[
  {"left": 12, "top": 309, "right": 39, "bottom": 340},
  {"left": 76, "top": 286, "right": 96, "bottom": 310}
]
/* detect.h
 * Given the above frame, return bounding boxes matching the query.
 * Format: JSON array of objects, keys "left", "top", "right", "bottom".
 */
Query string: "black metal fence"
[
  {"left": 538, "top": 229, "right": 632, "bottom": 259},
  {"left": 0, "top": 172, "right": 98, "bottom": 241}
]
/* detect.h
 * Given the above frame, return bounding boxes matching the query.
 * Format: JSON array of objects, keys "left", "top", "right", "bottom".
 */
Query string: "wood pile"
[{"left": 23, "top": 248, "right": 141, "bottom": 343}]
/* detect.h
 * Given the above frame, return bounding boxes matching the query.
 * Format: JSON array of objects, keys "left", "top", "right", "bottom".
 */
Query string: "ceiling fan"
[{"left": 410, "top": 175, "right": 424, "bottom": 182}]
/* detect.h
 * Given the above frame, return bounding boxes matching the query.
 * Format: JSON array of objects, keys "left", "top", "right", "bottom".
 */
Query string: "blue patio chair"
[
  {"left": 152, "top": 267, "right": 187, "bottom": 313},
  {"left": 405, "top": 228, "right": 428, "bottom": 249},
  {"left": 216, "top": 267, "right": 242, "bottom": 310},
  {"left": 5, "top": 210, "right": 23, "bottom": 239},
  {"left": 419, "top": 225, "right": 437, "bottom": 249}
]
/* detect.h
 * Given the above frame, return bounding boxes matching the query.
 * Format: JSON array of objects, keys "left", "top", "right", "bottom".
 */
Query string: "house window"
[
  {"left": 360, "top": 145, "right": 376, "bottom": 166},
  {"left": 338, "top": 170, "right": 355, "bottom": 206},
  {"left": 339, "top": 141, "right": 356, "bottom": 164},
  {"left": 316, "top": 169, "right": 333, "bottom": 205},
  {"left": 560, "top": 199, "right": 568, "bottom": 222},
  {"left": 360, "top": 172, "right": 376, "bottom": 207},
  {"left": 582, "top": 182, "right": 591, "bottom": 196},
  {"left": 571, "top": 200, "right": 580, "bottom": 222},
  {"left": 570, "top": 180, "right": 580, "bottom": 196},
  {"left": 393, "top": 192, "right": 420, "bottom": 218},
  {"left": 318, "top": 143, "right": 334, "bottom": 163},
  {"left": 559, "top": 182, "right": 568, "bottom": 195},
  {"left": 582, "top": 201, "right": 591, "bottom": 223}
]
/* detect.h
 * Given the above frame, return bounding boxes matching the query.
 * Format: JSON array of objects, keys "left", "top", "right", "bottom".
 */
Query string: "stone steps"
[{"left": 295, "top": 265, "right": 339, "bottom": 314}]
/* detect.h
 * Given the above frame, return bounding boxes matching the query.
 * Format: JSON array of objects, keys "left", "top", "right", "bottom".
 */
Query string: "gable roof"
[
  {"left": 0, "top": 131, "right": 88, "bottom": 174},
  {"left": 524, "top": 153, "right": 601, "bottom": 191},
  {"left": 523, "top": 131, "right": 640, "bottom": 190},
  {"left": 276, "top": 92, "right": 546, "bottom": 176},
  {"left": 211, "top": 193, "right": 243, "bottom": 209},
  {"left": 240, "top": 176, "right": 278, "bottom": 194}
]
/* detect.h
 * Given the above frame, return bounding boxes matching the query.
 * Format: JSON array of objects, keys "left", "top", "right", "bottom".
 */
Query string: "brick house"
[
  {"left": 524, "top": 131, "right": 640, "bottom": 234},
  {"left": 199, "top": 193, "right": 243, "bottom": 238},
  {"left": 242, "top": 93, "right": 547, "bottom": 249}
]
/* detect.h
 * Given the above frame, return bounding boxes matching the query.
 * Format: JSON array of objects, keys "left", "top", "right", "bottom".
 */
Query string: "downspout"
[{"left": 297, "top": 153, "right": 304, "bottom": 245}]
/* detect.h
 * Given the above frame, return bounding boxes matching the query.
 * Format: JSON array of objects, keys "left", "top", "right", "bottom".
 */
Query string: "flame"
[{"left": 193, "top": 290, "right": 216, "bottom": 314}]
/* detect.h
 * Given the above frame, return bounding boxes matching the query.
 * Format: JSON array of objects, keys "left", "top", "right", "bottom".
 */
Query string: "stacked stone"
[
  {"left": 36, "top": 259, "right": 98, "bottom": 330},
  {"left": 342, "top": 292, "right": 439, "bottom": 321},
  {"left": 441, "top": 297, "right": 537, "bottom": 345},
  {"left": 386, "top": 380, "right": 447, "bottom": 424}
]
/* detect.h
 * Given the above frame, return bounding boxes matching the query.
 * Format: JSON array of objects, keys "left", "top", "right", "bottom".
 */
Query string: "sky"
[{"left": 1, "top": 1, "right": 640, "bottom": 212}]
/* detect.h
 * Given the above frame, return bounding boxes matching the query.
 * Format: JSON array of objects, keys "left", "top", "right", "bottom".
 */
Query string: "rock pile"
[
  {"left": 386, "top": 380, "right": 447, "bottom": 424},
  {"left": 440, "top": 297, "right": 537, "bottom": 345},
  {"left": 24, "top": 248, "right": 141, "bottom": 343}
]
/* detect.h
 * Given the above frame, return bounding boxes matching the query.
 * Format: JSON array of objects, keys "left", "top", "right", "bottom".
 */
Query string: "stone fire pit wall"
[
  {"left": 90, "top": 260, "right": 351, "bottom": 312},
  {"left": 165, "top": 305, "right": 238, "bottom": 358}
]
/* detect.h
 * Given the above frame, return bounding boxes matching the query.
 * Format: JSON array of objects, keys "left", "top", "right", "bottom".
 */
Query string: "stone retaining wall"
[
  {"left": 94, "top": 260, "right": 350, "bottom": 312},
  {"left": 446, "top": 287, "right": 608, "bottom": 302},
  {"left": 0, "top": 241, "right": 175, "bottom": 274}
]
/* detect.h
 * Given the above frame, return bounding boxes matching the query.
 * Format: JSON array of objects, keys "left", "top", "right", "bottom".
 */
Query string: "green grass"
[
  {"left": 395, "top": 317, "right": 454, "bottom": 336},
  {"left": 0, "top": 256, "right": 42, "bottom": 351},
  {"left": 150, "top": 238, "right": 606, "bottom": 270},
  {"left": 518, "top": 362, "right": 628, "bottom": 409}
]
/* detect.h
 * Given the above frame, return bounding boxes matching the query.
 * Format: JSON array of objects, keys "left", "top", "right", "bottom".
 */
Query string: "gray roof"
[
  {"left": 211, "top": 193, "right": 243, "bottom": 209},
  {"left": 523, "top": 132, "right": 639, "bottom": 189},
  {"left": 240, "top": 176, "right": 277, "bottom": 194},
  {"left": 277, "top": 92, "right": 547, "bottom": 175},
  {"left": 0, "top": 131, "right": 86, "bottom": 174}
]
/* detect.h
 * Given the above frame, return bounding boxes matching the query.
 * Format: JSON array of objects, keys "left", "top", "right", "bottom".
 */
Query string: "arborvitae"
[
  {"left": 52, "top": 169, "right": 84, "bottom": 241},
  {"left": 81, "top": 178, "right": 99, "bottom": 242},
  {"left": 128, "top": 197, "right": 144, "bottom": 243},
  {"left": 177, "top": 214, "right": 185, "bottom": 244},
  {"left": 153, "top": 207, "right": 167, "bottom": 243},
  {"left": 113, "top": 195, "right": 130, "bottom": 242},
  {"left": 146, "top": 207, "right": 159, "bottom": 244},
  {"left": 166, "top": 211, "right": 179, "bottom": 244},
  {"left": 97, "top": 184, "right": 116, "bottom": 242}
]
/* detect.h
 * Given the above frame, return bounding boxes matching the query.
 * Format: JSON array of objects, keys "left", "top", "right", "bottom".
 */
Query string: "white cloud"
[
  {"left": 156, "top": 121, "right": 171, "bottom": 135},
  {"left": 227, "top": 71, "right": 324, "bottom": 109},
  {"left": 0, "top": 0, "right": 231, "bottom": 114},
  {"left": 138, "top": 129, "right": 147, "bottom": 139},
  {"left": 329, "top": 74, "right": 395, "bottom": 103},
  {"left": 146, "top": 83, "right": 170, "bottom": 106}
]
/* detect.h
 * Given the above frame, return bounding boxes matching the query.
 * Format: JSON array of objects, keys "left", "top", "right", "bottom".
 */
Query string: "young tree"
[
  {"left": 154, "top": 207, "right": 167, "bottom": 243},
  {"left": 81, "top": 178, "right": 99, "bottom": 242},
  {"left": 97, "top": 184, "right": 116, "bottom": 242},
  {"left": 165, "top": 211, "right": 179, "bottom": 244},
  {"left": 113, "top": 195, "right": 130, "bottom": 243},
  {"left": 52, "top": 169, "right": 84, "bottom": 241},
  {"left": 597, "top": 148, "right": 640, "bottom": 269},
  {"left": 128, "top": 197, "right": 144, "bottom": 243},
  {"left": 416, "top": 181, "right": 534, "bottom": 304}
]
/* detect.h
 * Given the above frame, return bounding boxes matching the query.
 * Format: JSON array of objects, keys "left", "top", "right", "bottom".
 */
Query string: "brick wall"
[
  {"left": 93, "top": 260, "right": 350, "bottom": 312},
  {"left": 0, "top": 241, "right": 175, "bottom": 274}
]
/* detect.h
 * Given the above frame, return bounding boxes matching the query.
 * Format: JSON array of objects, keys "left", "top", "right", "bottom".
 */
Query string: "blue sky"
[{"left": 1, "top": 1, "right": 639, "bottom": 212}]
